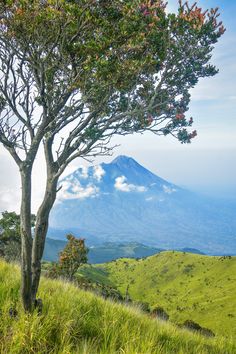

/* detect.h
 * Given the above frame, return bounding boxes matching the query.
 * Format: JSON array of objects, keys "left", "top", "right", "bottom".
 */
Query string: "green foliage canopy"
[
  {"left": 0, "top": 211, "right": 35, "bottom": 261},
  {"left": 0, "top": 211, "right": 21, "bottom": 261},
  {"left": 0, "top": 0, "right": 225, "bottom": 160}
]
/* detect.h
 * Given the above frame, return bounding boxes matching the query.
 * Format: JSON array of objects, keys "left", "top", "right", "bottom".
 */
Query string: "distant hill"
[
  {"left": 49, "top": 155, "right": 236, "bottom": 255},
  {"left": 44, "top": 237, "right": 205, "bottom": 263},
  {"left": 88, "top": 242, "right": 163, "bottom": 263},
  {"left": 1, "top": 259, "right": 234, "bottom": 353},
  {"left": 79, "top": 251, "right": 236, "bottom": 338},
  {"left": 44, "top": 238, "right": 67, "bottom": 261},
  {"left": 43, "top": 239, "right": 162, "bottom": 263}
]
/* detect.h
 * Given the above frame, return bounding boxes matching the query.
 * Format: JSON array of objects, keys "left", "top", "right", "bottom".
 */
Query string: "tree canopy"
[
  {"left": 0, "top": 0, "right": 225, "bottom": 170},
  {"left": 0, "top": 211, "right": 35, "bottom": 261},
  {"left": 59, "top": 234, "right": 88, "bottom": 280},
  {"left": 0, "top": 211, "right": 21, "bottom": 261}
]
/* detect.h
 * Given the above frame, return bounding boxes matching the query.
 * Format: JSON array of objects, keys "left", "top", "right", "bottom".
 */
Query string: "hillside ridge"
[
  {"left": 79, "top": 251, "right": 236, "bottom": 338},
  {"left": 0, "top": 259, "right": 235, "bottom": 353}
]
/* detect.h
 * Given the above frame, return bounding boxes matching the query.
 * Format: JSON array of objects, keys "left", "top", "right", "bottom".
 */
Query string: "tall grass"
[{"left": 0, "top": 259, "right": 235, "bottom": 353}]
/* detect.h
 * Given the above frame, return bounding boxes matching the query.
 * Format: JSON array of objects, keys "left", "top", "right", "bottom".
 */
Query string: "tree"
[
  {"left": 0, "top": 211, "right": 35, "bottom": 262},
  {"left": 0, "top": 0, "right": 225, "bottom": 311},
  {"left": 0, "top": 211, "right": 21, "bottom": 261},
  {"left": 59, "top": 234, "right": 88, "bottom": 280},
  {"left": 45, "top": 234, "right": 88, "bottom": 280}
]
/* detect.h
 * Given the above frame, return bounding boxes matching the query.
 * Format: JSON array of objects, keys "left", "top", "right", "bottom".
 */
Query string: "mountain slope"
[
  {"left": 79, "top": 252, "right": 236, "bottom": 338},
  {"left": 0, "top": 259, "right": 235, "bottom": 353},
  {"left": 43, "top": 239, "right": 162, "bottom": 263},
  {"left": 49, "top": 155, "right": 236, "bottom": 254}
]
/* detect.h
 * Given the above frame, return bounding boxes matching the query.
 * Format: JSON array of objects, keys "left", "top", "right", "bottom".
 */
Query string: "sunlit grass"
[
  {"left": 0, "top": 259, "right": 235, "bottom": 353},
  {"left": 81, "top": 251, "right": 236, "bottom": 339}
]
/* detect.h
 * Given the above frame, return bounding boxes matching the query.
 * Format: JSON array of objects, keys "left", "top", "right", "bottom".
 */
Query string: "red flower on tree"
[{"left": 175, "top": 113, "right": 185, "bottom": 120}]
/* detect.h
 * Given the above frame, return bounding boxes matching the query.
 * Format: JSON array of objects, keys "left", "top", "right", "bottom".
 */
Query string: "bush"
[
  {"left": 182, "top": 320, "right": 215, "bottom": 337},
  {"left": 151, "top": 306, "right": 169, "bottom": 321}
]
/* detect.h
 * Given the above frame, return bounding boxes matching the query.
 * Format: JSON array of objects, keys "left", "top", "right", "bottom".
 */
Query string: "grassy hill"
[
  {"left": 0, "top": 259, "right": 235, "bottom": 353},
  {"left": 79, "top": 251, "right": 236, "bottom": 339}
]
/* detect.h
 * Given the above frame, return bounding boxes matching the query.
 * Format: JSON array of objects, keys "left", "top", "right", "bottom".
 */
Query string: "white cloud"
[
  {"left": 0, "top": 187, "right": 21, "bottom": 212},
  {"left": 163, "top": 185, "right": 177, "bottom": 194},
  {"left": 93, "top": 165, "right": 105, "bottom": 182},
  {"left": 114, "top": 176, "right": 147, "bottom": 193},
  {"left": 78, "top": 166, "right": 89, "bottom": 179},
  {"left": 146, "top": 196, "right": 154, "bottom": 201},
  {"left": 58, "top": 180, "right": 99, "bottom": 200}
]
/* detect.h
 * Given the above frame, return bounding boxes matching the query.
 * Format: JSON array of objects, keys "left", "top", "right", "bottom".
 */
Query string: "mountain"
[
  {"left": 44, "top": 237, "right": 67, "bottom": 262},
  {"left": 43, "top": 239, "right": 162, "bottom": 263},
  {"left": 87, "top": 242, "right": 163, "bottom": 263},
  {"left": 43, "top": 238, "right": 204, "bottom": 263},
  {"left": 78, "top": 252, "right": 236, "bottom": 339},
  {"left": 48, "top": 155, "right": 236, "bottom": 255}
]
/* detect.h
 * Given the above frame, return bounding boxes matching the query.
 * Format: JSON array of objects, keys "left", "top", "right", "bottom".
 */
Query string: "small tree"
[
  {"left": 0, "top": 211, "right": 35, "bottom": 262},
  {"left": 59, "top": 234, "right": 88, "bottom": 280},
  {"left": 0, "top": 0, "right": 225, "bottom": 311}
]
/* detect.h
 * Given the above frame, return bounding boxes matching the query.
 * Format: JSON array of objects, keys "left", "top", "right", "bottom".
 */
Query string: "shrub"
[
  {"left": 182, "top": 320, "right": 215, "bottom": 337},
  {"left": 151, "top": 306, "right": 169, "bottom": 321}
]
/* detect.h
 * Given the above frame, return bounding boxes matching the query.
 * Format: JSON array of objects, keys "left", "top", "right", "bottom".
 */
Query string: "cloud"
[
  {"left": 146, "top": 196, "right": 154, "bottom": 201},
  {"left": 78, "top": 166, "right": 89, "bottom": 179},
  {"left": 0, "top": 187, "right": 21, "bottom": 212},
  {"left": 93, "top": 165, "right": 105, "bottom": 182},
  {"left": 58, "top": 180, "right": 99, "bottom": 200},
  {"left": 163, "top": 185, "right": 177, "bottom": 194},
  {"left": 114, "top": 176, "right": 147, "bottom": 193}
]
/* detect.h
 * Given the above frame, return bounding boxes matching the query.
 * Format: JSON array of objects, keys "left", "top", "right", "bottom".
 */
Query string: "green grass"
[
  {"left": 79, "top": 251, "right": 236, "bottom": 339},
  {"left": 0, "top": 259, "right": 235, "bottom": 353}
]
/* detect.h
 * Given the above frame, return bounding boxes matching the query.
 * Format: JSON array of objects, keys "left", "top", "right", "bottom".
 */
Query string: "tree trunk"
[
  {"left": 31, "top": 176, "right": 58, "bottom": 302},
  {"left": 20, "top": 167, "right": 33, "bottom": 312}
]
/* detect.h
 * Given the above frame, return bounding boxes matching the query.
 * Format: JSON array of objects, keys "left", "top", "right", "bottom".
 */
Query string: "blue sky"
[{"left": 0, "top": 0, "right": 235, "bottom": 212}]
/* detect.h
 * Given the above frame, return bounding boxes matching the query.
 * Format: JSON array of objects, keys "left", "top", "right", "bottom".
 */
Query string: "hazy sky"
[{"left": 0, "top": 0, "right": 235, "bottom": 213}]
